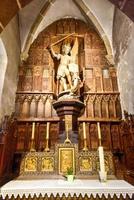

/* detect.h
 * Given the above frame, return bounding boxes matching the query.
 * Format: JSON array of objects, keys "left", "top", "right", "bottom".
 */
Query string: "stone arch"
[
  {"left": 0, "top": 39, "right": 8, "bottom": 119},
  {"left": 21, "top": 0, "right": 113, "bottom": 63}
]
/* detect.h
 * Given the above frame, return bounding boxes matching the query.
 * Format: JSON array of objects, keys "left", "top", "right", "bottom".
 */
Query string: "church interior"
[{"left": 0, "top": 0, "right": 134, "bottom": 199}]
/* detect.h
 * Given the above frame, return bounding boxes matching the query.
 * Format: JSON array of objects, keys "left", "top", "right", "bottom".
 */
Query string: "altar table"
[{"left": 0, "top": 179, "right": 134, "bottom": 199}]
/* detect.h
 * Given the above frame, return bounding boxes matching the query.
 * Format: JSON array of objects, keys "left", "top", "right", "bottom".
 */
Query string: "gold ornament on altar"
[
  {"left": 24, "top": 157, "right": 37, "bottom": 172},
  {"left": 58, "top": 147, "right": 75, "bottom": 175},
  {"left": 80, "top": 157, "right": 92, "bottom": 172},
  {"left": 64, "top": 123, "right": 71, "bottom": 144},
  {"left": 41, "top": 157, "right": 54, "bottom": 172}
]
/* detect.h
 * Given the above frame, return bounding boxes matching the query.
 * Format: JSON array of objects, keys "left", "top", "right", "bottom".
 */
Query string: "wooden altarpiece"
[{"left": 13, "top": 18, "right": 122, "bottom": 178}]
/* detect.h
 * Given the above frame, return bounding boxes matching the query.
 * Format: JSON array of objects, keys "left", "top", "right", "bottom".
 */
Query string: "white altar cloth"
[{"left": 0, "top": 179, "right": 134, "bottom": 198}]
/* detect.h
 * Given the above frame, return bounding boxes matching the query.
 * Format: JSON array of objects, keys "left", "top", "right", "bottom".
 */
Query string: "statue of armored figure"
[
  {"left": 50, "top": 37, "right": 80, "bottom": 96},
  {"left": 50, "top": 43, "right": 72, "bottom": 92}
]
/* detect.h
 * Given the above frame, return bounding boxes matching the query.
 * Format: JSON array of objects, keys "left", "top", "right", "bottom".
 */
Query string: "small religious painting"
[
  {"left": 58, "top": 147, "right": 75, "bottom": 175},
  {"left": 41, "top": 157, "right": 54, "bottom": 172},
  {"left": 79, "top": 157, "right": 92, "bottom": 172},
  {"left": 24, "top": 157, "right": 37, "bottom": 172}
]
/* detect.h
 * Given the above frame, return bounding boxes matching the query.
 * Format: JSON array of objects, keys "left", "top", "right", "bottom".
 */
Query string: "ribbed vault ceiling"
[
  {"left": 0, "top": 0, "right": 33, "bottom": 32},
  {"left": 0, "top": 0, "right": 133, "bottom": 34}
]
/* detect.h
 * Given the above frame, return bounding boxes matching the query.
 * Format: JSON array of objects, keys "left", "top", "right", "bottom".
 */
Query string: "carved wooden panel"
[
  {"left": 89, "top": 123, "right": 98, "bottom": 150},
  {"left": 111, "top": 124, "right": 121, "bottom": 150},
  {"left": 94, "top": 68, "right": 103, "bottom": 92},
  {"left": 102, "top": 69, "right": 112, "bottom": 92},
  {"left": 110, "top": 68, "right": 118, "bottom": 91},
  {"left": 49, "top": 123, "right": 59, "bottom": 149},
  {"left": 84, "top": 93, "right": 120, "bottom": 120},
  {"left": 42, "top": 69, "right": 50, "bottom": 91},
  {"left": 16, "top": 125, "right": 26, "bottom": 151},
  {"left": 23, "top": 68, "right": 32, "bottom": 91},
  {"left": 33, "top": 66, "right": 43, "bottom": 91},
  {"left": 101, "top": 99, "right": 107, "bottom": 118},
  {"left": 101, "top": 123, "right": 111, "bottom": 150},
  {"left": 84, "top": 69, "right": 95, "bottom": 92},
  {"left": 37, "top": 124, "right": 46, "bottom": 151}
]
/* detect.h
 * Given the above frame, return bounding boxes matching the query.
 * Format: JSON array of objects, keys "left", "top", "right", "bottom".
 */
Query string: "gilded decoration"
[
  {"left": 41, "top": 157, "right": 54, "bottom": 172},
  {"left": 24, "top": 156, "right": 37, "bottom": 172},
  {"left": 20, "top": 152, "right": 55, "bottom": 176},
  {"left": 78, "top": 151, "right": 97, "bottom": 175},
  {"left": 58, "top": 147, "right": 75, "bottom": 175},
  {"left": 19, "top": 148, "right": 114, "bottom": 177},
  {"left": 79, "top": 157, "right": 92, "bottom": 172}
]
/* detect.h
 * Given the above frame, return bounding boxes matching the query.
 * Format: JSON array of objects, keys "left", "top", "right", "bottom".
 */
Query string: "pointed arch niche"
[
  {"left": 21, "top": 0, "right": 113, "bottom": 63},
  {"left": 16, "top": 18, "right": 121, "bottom": 120}
]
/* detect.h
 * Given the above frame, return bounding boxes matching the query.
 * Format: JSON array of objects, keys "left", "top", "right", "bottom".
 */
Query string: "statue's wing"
[
  {"left": 71, "top": 37, "right": 78, "bottom": 61},
  {"left": 69, "top": 37, "right": 79, "bottom": 73}
]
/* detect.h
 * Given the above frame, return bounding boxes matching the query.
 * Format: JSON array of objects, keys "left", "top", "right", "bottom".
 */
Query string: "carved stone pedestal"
[{"left": 53, "top": 98, "right": 85, "bottom": 143}]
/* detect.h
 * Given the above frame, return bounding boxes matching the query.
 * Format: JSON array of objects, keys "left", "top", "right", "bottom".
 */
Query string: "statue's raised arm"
[{"left": 50, "top": 46, "right": 61, "bottom": 60}]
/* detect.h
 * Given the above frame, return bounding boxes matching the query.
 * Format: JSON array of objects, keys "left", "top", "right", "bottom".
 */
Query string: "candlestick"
[
  {"left": 31, "top": 122, "right": 35, "bottom": 140},
  {"left": 64, "top": 122, "right": 71, "bottom": 144},
  {"left": 45, "top": 139, "right": 50, "bottom": 152},
  {"left": 66, "top": 124, "right": 69, "bottom": 138},
  {"left": 83, "top": 139, "right": 88, "bottom": 151}
]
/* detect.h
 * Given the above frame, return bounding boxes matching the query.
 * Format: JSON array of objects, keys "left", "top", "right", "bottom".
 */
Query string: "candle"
[
  {"left": 66, "top": 123, "right": 69, "bottom": 138},
  {"left": 46, "top": 122, "right": 50, "bottom": 139},
  {"left": 83, "top": 122, "right": 86, "bottom": 139},
  {"left": 97, "top": 122, "right": 101, "bottom": 140},
  {"left": 31, "top": 122, "right": 35, "bottom": 139},
  {"left": 98, "top": 146, "right": 105, "bottom": 172}
]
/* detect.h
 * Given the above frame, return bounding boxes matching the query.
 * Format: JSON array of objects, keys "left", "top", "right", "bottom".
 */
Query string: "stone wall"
[
  {"left": 83, "top": 0, "right": 114, "bottom": 49},
  {"left": 112, "top": 8, "right": 134, "bottom": 115},
  {"left": 0, "top": 15, "right": 20, "bottom": 120},
  {"left": 0, "top": 39, "right": 8, "bottom": 115}
]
